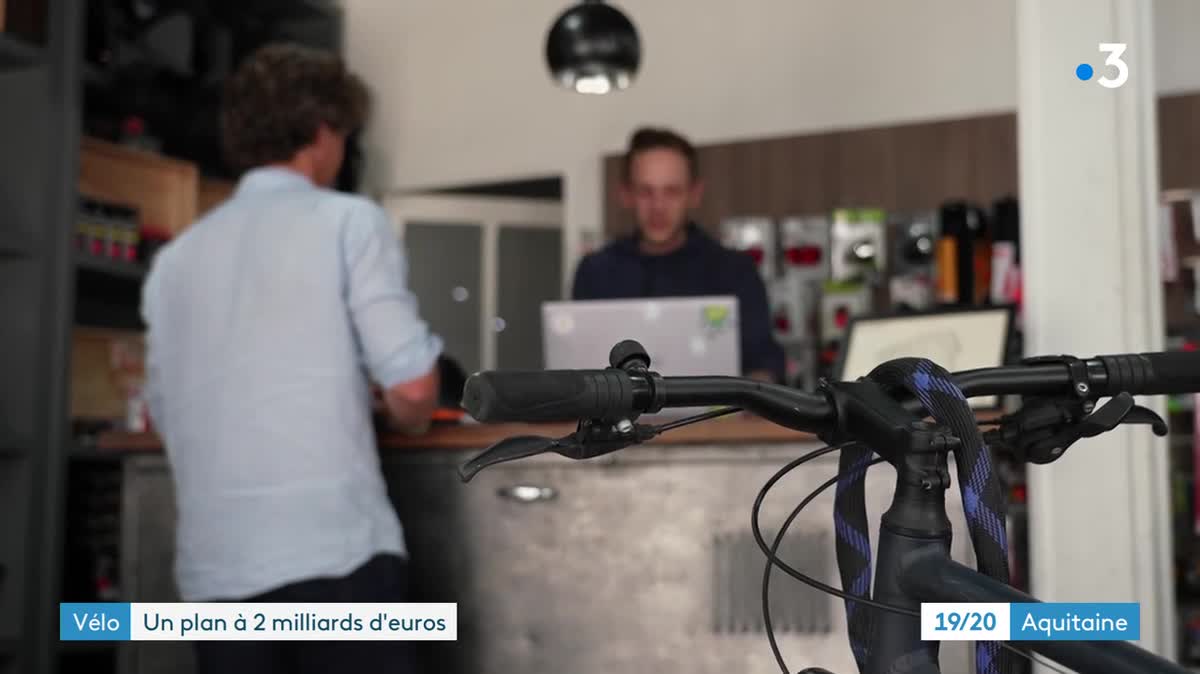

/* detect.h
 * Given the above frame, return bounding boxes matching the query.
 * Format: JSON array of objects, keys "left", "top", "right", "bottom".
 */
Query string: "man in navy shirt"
[{"left": 572, "top": 127, "right": 786, "bottom": 382}]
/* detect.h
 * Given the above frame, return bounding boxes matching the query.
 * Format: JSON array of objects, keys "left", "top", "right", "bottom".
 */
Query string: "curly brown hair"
[{"left": 221, "top": 43, "right": 370, "bottom": 173}]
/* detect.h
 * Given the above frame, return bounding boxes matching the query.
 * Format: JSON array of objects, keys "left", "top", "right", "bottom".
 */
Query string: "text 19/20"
[{"left": 933, "top": 611, "right": 998, "bottom": 632}]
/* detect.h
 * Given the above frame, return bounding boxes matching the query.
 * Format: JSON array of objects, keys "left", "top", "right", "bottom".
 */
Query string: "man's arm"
[
  {"left": 371, "top": 369, "right": 438, "bottom": 429},
  {"left": 343, "top": 202, "right": 444, "bottom": 434},
  {"left": 380, "top": 370, "right": 440, "bottom": 434}
]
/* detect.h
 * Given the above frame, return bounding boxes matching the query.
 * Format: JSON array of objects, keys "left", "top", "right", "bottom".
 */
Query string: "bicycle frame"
[{"left": 868, "top": 448, "right": 1188, "bottom": 674}]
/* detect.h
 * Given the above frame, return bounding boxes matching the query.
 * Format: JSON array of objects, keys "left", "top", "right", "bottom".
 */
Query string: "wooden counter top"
[{"left": 91, "top": 416, "right": 820, "bottom": 454}]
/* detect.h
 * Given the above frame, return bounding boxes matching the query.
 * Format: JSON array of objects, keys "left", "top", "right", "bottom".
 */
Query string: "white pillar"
[{"left": 1017, "top": 0, "right": 1173, "bottom": 664}]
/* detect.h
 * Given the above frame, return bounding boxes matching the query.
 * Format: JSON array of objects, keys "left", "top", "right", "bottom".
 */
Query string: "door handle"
[{"left": 497, "top": 485, "right": 558, "bottom": 503}]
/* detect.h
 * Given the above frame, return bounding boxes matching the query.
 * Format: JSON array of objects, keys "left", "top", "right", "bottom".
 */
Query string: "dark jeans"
[{"left": 195, "top": 554, "right": 418, "bottom": 674}]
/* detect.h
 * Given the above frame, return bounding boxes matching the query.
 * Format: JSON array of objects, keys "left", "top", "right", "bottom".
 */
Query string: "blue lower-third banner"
[
  {"left": 1009, "top": 602, "right": 1139, "bottom": 641},
  {"left": 61, "top": 603, "right": 457, "bottom": 641},
  {"left": 921, "top": 602, "right": 1140, "bottom": 641}
]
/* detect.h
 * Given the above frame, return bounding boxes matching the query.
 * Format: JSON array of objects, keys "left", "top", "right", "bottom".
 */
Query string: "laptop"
[
  {"left": 834, "top": 306, "right": 1014, "bottom": 409},
  {"left": 542, "top": 296, "right": 741, "bottom": 418}
]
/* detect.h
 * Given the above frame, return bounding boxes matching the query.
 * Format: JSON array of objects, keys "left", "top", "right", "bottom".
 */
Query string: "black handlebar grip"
[
  {"left": 1098, "top": 352, "right": 1200, "bottom": 395},
  {"left": 461, "top": 369, "right": 638, "bottom": 422}
]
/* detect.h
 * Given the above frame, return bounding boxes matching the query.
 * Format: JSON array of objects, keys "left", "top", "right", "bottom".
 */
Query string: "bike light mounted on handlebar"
[{"left": 457, "top": 340, "right": 1190, "bottom": 674}]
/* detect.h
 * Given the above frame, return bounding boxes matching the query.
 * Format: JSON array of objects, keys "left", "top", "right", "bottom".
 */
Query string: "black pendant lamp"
[{"left": 545, "top": 0, "right": 641, "bottom": 95}]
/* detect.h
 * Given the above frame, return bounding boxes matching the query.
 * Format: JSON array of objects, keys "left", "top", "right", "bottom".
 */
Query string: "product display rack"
[
  {"left": 0, "top": 1, "right": 83, "bottom": 673},
  {"left": 1160, "top": 191, "right": 1200, "bottom": 667}
]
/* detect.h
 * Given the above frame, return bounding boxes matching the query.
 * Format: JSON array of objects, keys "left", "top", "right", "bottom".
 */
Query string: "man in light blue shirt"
[{"left": 140, "top": 44, "right": 440, "bottom": 674}]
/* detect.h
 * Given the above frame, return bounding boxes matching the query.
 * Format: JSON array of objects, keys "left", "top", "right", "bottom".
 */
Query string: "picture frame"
[{"left": 833, "top": 304, "right": 1017, "bottom": 410}]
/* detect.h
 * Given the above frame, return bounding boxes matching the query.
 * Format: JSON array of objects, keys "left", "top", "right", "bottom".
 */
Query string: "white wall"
[
  {"left": 344, "top": 0, "right": 1022, "bottom": 189},
  {"left": 1018, "top": 0, "right": 1173, "bottom": 658},
  {"left": 342, "top": 0, "right": 1200, "bottom": 269}
]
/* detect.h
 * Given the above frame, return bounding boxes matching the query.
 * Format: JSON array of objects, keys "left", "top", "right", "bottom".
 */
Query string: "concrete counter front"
[
  {"left": 96, "top": 419, "right": 977, "bottom": 674},
  {"left": 93, "top": 416, "right": 820, "bottom": 452}
]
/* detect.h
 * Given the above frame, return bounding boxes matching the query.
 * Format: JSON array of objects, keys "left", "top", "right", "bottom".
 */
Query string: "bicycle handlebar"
[
  {"left": 462, "top": 369, "right": 644, "bottom": 423},
  {"left": 1100, "top": 352, "right": 1200, "bottom": 395},
  {"left": 461, "top": 352, "right": 1200, "bottom": 429}
]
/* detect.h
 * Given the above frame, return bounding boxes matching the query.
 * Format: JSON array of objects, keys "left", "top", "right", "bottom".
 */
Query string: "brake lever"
[
  {"left": 458, "top": 435, "right": 570, "bottom": 482},
  {"left": 1075, "top": 393, "right": 1168, "bottom": 438},
  {"left": 458, "top": 419, "right": 659, "bottom": 482},
  {"left": 1123, "top": 405, "right": 1169, "bottom": 436},
  {"left": 986, "top": 392, "right": 1169, "bottom": 465}
]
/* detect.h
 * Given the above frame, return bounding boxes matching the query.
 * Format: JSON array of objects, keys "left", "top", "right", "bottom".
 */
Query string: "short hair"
[
  {"left": 221, "top": 43, "right": 370, "bottom": 173},
  {"left": 622, "top": 127, "right": 699, "bottom": 183}
]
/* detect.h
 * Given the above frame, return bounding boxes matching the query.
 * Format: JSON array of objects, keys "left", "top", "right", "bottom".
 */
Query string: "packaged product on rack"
[
  {"left": 720, "top": 217, "right": 775, "bottom": 281},
  {"left": 830, "top": 208, "right": 885, "bottom": 283}
]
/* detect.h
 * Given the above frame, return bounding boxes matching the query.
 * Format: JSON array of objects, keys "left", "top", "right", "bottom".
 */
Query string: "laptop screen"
[{"left": 541, "top": 296, "right": 741, "bottom": 376}]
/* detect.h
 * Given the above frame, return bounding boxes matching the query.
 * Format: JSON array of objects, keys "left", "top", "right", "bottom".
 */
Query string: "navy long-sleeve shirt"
[{"left": 571, "top": 224, "right": 786, "bottom": 381}]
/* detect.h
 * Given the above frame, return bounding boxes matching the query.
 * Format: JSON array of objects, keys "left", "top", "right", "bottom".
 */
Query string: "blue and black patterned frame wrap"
[{"left": 824, "top": 358, "right": 1025, "bottom": 674}]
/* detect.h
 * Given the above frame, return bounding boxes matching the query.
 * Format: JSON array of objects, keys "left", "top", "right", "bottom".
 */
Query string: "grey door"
[
  {"left": 383, "top": 195, "right": 565, "bottom": 373},
  {"left": 496, "top": 225, "right": 563, "bottom": 370},
  {"left": 402, "top": 222, "right": 483, "bottom": 375}
]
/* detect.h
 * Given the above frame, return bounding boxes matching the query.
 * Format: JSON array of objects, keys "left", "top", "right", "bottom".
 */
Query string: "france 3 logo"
[{"left": 1075, "top": 43, "right": 1128, "bottom": 89}]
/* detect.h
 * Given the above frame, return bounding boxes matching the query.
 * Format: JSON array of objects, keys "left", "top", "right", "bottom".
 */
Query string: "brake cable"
[
  {"left": 654, "top": 406, "right": 742, "bottom": 432},
  {"left": 750, "top": 443, "right": 914, "bottom": 615},
  {"left": 753, "top": 443, "right": 1069, "bottom": 674},
  {"left": 756, "top": 445, "right": 887, "bottom": 674}
]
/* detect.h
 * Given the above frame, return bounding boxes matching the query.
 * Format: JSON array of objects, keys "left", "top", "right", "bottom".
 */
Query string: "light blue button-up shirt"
[{"left": 141, "top": 167, "right": 443, "bottom": 601}]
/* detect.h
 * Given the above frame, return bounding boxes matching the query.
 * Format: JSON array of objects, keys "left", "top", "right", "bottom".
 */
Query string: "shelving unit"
[
  {"left": 69, "top": 135, "right": 204, "bottom": 333},
  {"left": 198, "top": 176, "right": 236, "bottom": 215},
  {"left": 82, "top": 62, "right": 107, "bottom": 88},
  {"left": 0, "top": 638, "right": 21, "bottom": 674},
  {"left": 0, "top": 418, "right": 28, "bottom": 453},
  {"left": 79, "top": 137, "right": 200, "bottom": 238},
  {"left": 0, "top": 33, "right": 42, "bottom": 69},
  {"left": 74, "top": 254, "right": 147, "bottom": 281},
  {"left": 0, "top": 237, "right": 30, "bottom": 258},
  {"left": 1162, "top": 192, "right": 1200, "bottom": 666},
  {"left": 0, "top": 2, "right": 84, "bottom": 673},
  {"left": 61, "top": 135, "right": 181, "bottom": 674},
  {"left": 50, "top": 51, "right": 224, "bottom": 673},
  {"left": 0, "top": 18, "right": 43, "bottom": 284}
]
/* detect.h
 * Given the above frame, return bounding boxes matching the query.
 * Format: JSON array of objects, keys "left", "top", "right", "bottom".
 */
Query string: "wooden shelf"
[
  {"left": 69, "top": 327, "right": 144, "bottom": 422},
  {"left": 69, "top": 445, "right": 123, "bottom": 461},
  {"left": 79, "top": 137, "right": 199, "bottom": 238},
  {"left": 198, "top": 176, "right": 236, "bottom": 217},
  {"left": 75, "top": 253, "right": 147, "bottom": 281},
  {"left": 0, "top": 33, "right": 43, "bottom": 70}
]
